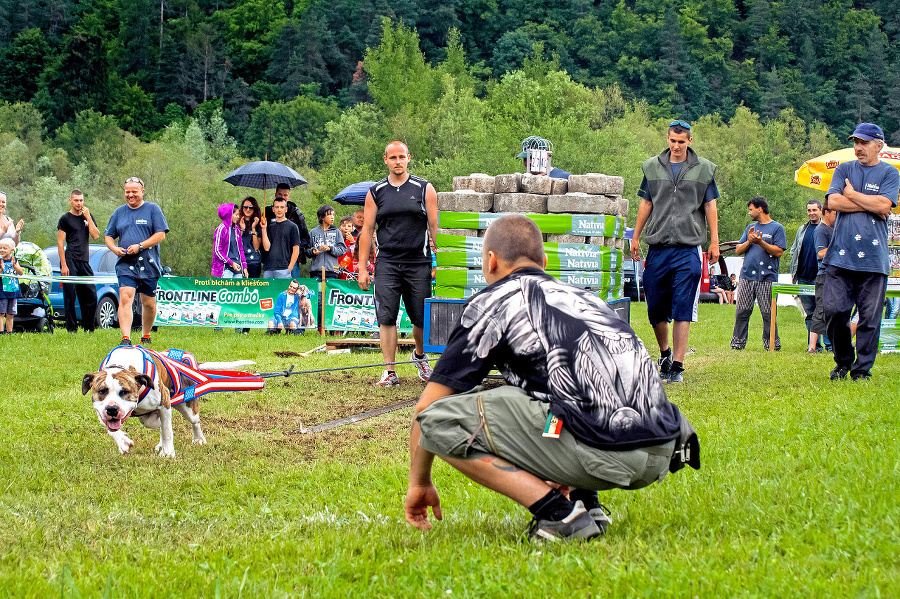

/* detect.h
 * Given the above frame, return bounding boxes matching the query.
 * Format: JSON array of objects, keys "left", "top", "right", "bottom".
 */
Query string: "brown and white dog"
[{"left": 82, "top": 346, "right": 255, "bottom": 457}]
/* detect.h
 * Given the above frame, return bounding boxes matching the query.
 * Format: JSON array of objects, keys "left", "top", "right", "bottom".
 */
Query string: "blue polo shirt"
[
  {"left": 738, "top": 220, "right": 787, "bottom": 282},
  {"left": 105, "top": 201, "right": 169, "bottom": 279},
  {"left": 825, "top": 160, "right": 899, "bottom": 275}
]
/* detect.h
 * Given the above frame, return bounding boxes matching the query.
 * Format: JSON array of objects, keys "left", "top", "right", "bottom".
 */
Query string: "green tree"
[
  {"left": 364, "top": 18, "right": 440, "bottom": 116},
  {"left": 242, "top": 95, "right": 340, "bottom": 162},
  {"left": 0, "top": 28, "right": 52, "bottom": 102},
  {"left": 110, "top": 81, "right": 162, "bottom": 139}
]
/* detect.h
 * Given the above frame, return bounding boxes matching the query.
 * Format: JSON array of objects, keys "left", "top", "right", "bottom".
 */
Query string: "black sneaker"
[
  {"left": 830, "top": 366, "right": 849, "bottom": 380},
  {"left": 118, "top": 337, "right": 132, "bottom": 347},
  {"left": 526, "top": 501, "right": 602, "bottom": 543},
  {"left": 851, "top": 371, "right": 871, "bottom": 382},
  {"left": 588, "top": 504, "right": 612, "bottom": 535},
  {"left": 667, "top": 369, "right": 684, "bottom": 383},
  {"left": 657, "top": 354, "right": 673, "bottom": 380},
  {"left": 140, "top": 336, "right": 151, "bottom": 346}
]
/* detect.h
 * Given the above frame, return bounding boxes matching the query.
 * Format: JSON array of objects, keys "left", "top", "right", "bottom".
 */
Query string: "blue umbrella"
[
  {"left": 223, "top": 160, "right": 307, "bottom": 190},
  {"left": 333, "top": 181, "right": 376, "bottom": 206}
]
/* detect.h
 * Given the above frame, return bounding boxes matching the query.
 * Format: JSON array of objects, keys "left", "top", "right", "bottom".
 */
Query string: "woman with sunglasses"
[{"left": 237, "top": 196, "right": 262, "bottom": 278}]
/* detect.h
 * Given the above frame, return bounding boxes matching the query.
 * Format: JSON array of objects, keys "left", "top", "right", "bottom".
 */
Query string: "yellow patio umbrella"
[{"left": 795, "top": 145, "right": 900, "bottom": 191}]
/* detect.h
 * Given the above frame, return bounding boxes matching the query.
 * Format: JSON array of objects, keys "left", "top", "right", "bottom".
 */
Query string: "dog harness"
[{"left": 99, "top": 346, "right": 265, "bottom": 406}]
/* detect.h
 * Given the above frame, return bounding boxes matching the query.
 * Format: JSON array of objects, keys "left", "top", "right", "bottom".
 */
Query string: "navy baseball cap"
[{"left": 848, "top": 123, "right": 884, "bottom": 142}]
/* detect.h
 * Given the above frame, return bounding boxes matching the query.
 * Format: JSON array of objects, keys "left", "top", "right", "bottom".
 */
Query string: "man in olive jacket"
[{"left": 629, "top": 120, "right": 720, "bottom": 384}]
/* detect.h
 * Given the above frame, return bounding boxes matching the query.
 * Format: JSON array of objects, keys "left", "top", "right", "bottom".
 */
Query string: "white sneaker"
[
  {"left": 376, "top": 370, "right": 400, "bottom": 387},
  {"left": 411, "top": 351, "right": 433, "bottom": 382}
]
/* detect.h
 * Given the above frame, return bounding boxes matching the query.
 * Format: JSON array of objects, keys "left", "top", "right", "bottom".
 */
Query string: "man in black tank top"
[{"left": 358, "top": 141, "right": 438, "bottom": 387}]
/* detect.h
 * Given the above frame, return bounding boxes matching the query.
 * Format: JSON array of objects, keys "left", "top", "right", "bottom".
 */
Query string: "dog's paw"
[
  {"left": 157, "top": 444, "right": 176, "bottom": 458},
  {"left": 192, "top": 433, "right": 207, "bottom": 445},
  {"left": 116, "top": 436, "right": 135, "bottom": 455}
]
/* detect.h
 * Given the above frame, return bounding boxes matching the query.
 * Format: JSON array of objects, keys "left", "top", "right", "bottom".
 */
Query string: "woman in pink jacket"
[{"left": 211, "top": 203, "right": 248, "bottom": 278}]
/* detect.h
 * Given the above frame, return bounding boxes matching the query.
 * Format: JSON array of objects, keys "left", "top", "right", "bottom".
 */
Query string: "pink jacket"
[{"left": 211, "top": 203, "right": 247, "bottom": 277}]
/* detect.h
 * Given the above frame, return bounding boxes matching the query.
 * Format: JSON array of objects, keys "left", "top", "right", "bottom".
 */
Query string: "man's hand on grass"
[{"left": 405, "top": 484, "right": 442, "bottom": 530}]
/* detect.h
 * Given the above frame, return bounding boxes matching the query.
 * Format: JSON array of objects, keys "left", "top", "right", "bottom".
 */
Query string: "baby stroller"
[{"left": 13, "top": 242, "right": 54, "bottom": 333}]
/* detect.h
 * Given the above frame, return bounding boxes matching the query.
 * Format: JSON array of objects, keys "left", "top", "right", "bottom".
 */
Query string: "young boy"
[
  {"left": 307, "top": 205, "right": 347, "bottom": 281},
  {"left": 338, "top": 215, "right": 355, "bottom": 279},
  {"left": 0, "top": 238, "right": 24, "bottom": 333}
]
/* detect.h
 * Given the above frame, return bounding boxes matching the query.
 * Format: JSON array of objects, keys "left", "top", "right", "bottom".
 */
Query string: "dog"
[{"left": 83, "top": 346, "right": 260, "bottom": 457}]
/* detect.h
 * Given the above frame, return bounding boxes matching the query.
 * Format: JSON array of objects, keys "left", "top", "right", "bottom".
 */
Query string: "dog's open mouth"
[{"left": 103, "top": 414, "right": 130, "bottom": 432}]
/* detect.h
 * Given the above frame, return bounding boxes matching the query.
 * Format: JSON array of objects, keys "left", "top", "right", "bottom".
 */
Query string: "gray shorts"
[
  {"left": 417, "top": 386, "right": 675, "bottom": 491},
  {"left": 0, "top": 297, "right": 16, "bottom": 314},
  {"left": 263, "top": 269, "right": 292, "bottom": 279}
]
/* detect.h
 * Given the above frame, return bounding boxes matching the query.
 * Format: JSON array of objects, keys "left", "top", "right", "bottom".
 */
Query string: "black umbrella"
[{"left": 224, "top": 160, "right": 307, "bottom": 210}]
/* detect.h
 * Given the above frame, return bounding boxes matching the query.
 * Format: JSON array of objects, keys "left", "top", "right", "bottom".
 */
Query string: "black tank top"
[{"left": 370, "top": 174, "right": 431, "bottom": 264}]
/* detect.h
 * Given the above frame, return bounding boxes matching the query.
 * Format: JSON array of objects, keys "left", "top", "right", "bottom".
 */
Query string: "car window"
[
  {"left": 98, "top": 250, "right": 118, "bottom": 273},
  {"left": 44, "top": 249, "right": 60, "bottom": 269}
]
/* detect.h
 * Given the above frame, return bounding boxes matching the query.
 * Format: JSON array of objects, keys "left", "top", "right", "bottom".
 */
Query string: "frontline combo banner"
[
  {"left": 323, "top": 279, "right": 412, "bottom": 332},
  {"left": 155, "top": 277, "right": 319, "bottom": 329}
]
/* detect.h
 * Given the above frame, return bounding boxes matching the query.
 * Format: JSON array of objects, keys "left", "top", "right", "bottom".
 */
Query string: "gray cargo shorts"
[{"left": 417, "top": 386, "right": 675, "bottom": 491}]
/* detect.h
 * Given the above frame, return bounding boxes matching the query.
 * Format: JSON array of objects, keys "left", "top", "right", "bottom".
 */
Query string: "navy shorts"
[
  {"left": 373, "top": 260, "right": 431, "bottom": 328},
  {"left": 118, "top": 274, "right": 159, "bottom": 297},
  {"left": 643, "top": 246, "right": 702, "bottom": 326}
]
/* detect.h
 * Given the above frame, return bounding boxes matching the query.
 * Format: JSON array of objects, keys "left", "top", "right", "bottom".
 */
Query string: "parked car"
[
  {"left": 698, "top": 241, "right": 739, "bottom": 303},
  {"left": 42, "top": 245, "right": 141, "bottom": 329},
  {"left": 623, "top": 258, "right": 646, "bottom": 302}
]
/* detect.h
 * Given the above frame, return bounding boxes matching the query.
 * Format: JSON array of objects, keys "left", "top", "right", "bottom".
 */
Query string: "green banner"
[
  {"left": 879, "top": 319, "right": 900, "bottom": 353},
  {"left": 323, "top": 279, "right": 412, "bottom": 332},
  {"left": 434, "top": 277, "right": 624, "bottom": 301},
  {"left": 436, "top": 235, "right": 622, "bottom": 271},
  {"left": 155, "top": 277, "right": 319, "bottom": 328},
  {"left": 435, "top": 269, "right": 622, "bottom": 292},
  {"left": 771, "top": 284, "right": 815, "bottom": 297},
  {"left": 439, "top": 212, "right": 623, "bottom": 238}
]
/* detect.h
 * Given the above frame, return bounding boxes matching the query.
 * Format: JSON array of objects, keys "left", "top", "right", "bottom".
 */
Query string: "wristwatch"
[{"left": 138, "top": 243, "right": 145, "bottom": 251}]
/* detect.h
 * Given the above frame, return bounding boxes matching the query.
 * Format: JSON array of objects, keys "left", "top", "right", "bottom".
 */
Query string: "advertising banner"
[
  {"left": 436, "top": 235, "right": 622, "bottom": 271},
  {"left": 434, "top": 269, "right": 623, "bottom": 299},
  {"left": 322, "top": 279, "right": 412, "bottom": 332},
  {"left": 155, "top": 277, "right": 319, "bottom": 329},
  {"left": 438, "top": 212, "right": 624, "bottom": 238}
]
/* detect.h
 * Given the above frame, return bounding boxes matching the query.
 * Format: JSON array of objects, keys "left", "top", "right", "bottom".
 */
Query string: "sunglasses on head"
[
  {"left": 125, "top": 177, "right": 144, "bottom": 187},
  {"left": 669, "top": 120, "right": 691, "bottom": 130}
]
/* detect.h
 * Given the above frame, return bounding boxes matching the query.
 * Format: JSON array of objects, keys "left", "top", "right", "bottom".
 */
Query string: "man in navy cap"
[{"left": 824, "top": 123, "right": 899, "bottom": 381}]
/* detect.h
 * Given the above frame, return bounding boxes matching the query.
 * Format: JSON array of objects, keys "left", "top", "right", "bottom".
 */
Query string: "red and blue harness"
[{"left": 99, "top": 346, "right": 265, "bottom": 406}]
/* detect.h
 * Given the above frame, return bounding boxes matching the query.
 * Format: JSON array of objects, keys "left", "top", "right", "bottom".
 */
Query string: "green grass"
[{"left": 1, "top": 304, "right": 898, "bottom": 597}]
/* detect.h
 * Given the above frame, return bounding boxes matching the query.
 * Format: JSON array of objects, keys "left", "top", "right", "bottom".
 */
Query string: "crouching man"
[{"left": 405, "top": 215, "right": 699, "bottom": 541}]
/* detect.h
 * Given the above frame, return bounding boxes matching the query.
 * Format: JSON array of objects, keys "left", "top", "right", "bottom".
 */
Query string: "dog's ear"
[
  {"left": 134, "top": 373, "right": 155, "bottom": 390},
  {"left": 82, "top": 372, "right": 100, "bottom": 395}
]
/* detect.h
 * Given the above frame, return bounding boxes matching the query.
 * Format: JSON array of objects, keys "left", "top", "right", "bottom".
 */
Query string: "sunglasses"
[
  {"left": 125, "top": 177, "right": 144, "bottom": 187},
  {"left": 242, "top": 205, "right": 254, "bottom": 209},
  {"left": 669, "top": 120, "right": 691, "bottom": 130}
]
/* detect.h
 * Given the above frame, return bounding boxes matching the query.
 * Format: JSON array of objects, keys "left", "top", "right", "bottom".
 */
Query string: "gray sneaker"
[
  {"left": 657, "top": 354, "right": 673, "bottom": 380},
  {"left": 667, "top": 369, "right": 684, "bottom": 383},
  {"left": 589, "top": 504, "right": 612, "bottom": 535},
  {"left": 526, "top": 501, "right": 602, "bottom": 543}
]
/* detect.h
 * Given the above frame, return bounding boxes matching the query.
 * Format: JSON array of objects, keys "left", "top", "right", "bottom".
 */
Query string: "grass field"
[{"left": 1, "top": 303, "right": 898, "bottom": 598}]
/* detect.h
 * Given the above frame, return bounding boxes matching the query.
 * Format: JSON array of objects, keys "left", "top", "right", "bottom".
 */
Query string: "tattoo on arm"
[{"left": 488, "top": 457, "right": 523, "bottom": 473}]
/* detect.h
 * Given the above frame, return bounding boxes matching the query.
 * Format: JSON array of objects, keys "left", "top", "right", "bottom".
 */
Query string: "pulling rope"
[{"left": 256, "top": 358, "right": 435, "bottom": 379}]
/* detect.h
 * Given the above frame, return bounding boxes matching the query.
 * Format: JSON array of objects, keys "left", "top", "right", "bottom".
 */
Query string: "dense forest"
[
  {"left": 0, "top": 0, "right": 894, "bottom": 275},
  {"left": 0, "top": 0, "right": 897, "bottom": 148}
]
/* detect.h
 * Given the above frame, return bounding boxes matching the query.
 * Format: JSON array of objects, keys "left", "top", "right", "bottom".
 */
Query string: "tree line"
[
  {"left": 0, "top": 18, "right": 848, "bottom": 276},
  {"left": 0, "top": 0, "right": 897, "bottom": 153}
]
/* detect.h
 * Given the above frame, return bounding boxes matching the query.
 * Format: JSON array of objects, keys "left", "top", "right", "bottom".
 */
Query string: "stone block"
[
  {"left": 493, "top": 193, "right": 547, "bottom": 213},
  {"left": 617, "top": 198, "right": 630, "bottom": 217},
  {"left": 438, "top": 228, "right": 479, "bottom": 237},
  {"left": 568, "top": 173, "right": 625, "bottom": 195},
  {"left": 436, "top": 191, "right": 494, "bottom": 212},
  {"left": 452, "top": 174, "right": 496, "bottom": 194},
  {"left": 494, "top": 173, "right": 522, "bottom": 193},
  {"left": 614, "top": 238, "right": 626, "bottom": 251},
  {"left": 520, "top": 174, "right": 553, "bottom": 195},
  {"left": 588, "top": 236, "right": 606, "bottom": 246},
  {"left": 547, "top": 233, "right": 588, "bottom": 244},
  {"left": 547, "top": 193, "right": 614, "bottom": 214},
  {"left": 550, "top": 178, "right": 568, "bottom": 194}
]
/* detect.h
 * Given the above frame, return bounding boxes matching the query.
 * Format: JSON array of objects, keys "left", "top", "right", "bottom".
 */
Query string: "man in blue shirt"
[
  {"left": 824, "top": 123, "right": 900, "bottom": 381},
  {"left": 104, "top": 177, "right": 169, "bottom": 347},
  {"left": 731, "top": 196, "right": 787, "bottom": 351}
]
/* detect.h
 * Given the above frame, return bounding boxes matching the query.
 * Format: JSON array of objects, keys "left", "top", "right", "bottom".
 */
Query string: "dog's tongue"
[{"left": 106, "top": 418, "right": 123, "bottom": 432}]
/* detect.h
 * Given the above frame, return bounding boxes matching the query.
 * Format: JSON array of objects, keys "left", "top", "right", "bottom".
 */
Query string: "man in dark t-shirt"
[
  {"left": 789, "top": 200, "right": 827, "bottom": 352},
  {"left": 404, "top": 215, "right": 698, "bottom": 542},
  {"left": 261, "top": 197, "right": 300, "bottom": 278},
  {"left": 57, "top": 190, "right": 100, "bottom": 332},
  {"left": 357, "top": 141, "right": 438, "bottom": 387}
]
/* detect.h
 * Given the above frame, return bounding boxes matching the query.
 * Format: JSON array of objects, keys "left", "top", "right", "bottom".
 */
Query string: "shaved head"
[
  {"left": 384, "top": 140, "right": 409, "bottom": 156},
  {"left": 483, "top": 215, "right": 544, "bottom": 265}
]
